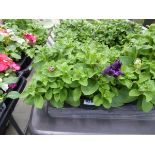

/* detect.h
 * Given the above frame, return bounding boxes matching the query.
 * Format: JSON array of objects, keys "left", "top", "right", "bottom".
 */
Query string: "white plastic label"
[{"left": 83, "top": 99, "right": 95, "bottom": 106}]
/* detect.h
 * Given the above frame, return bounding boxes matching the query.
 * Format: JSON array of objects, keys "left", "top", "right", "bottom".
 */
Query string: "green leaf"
[
  {"left": 3, "top": 77, "right": 18, "bottom": 84},
  {"left": 6, "top": 45, "right": 16, "bottom": 51},
  {"left": 70, "top": 81, "right": 79, "bottom": 88},
  {"left": 51, "top": 98, "right": 64, "bottom": 108},
  {"left": 24, "top": 96, "right": 34, "bottom": 105},
  {"left": 38, "top": 88, "right": 47, "bottom": 93},
  {"left": 0, "top": 90, "right": 3, "bottom": 94},
  {"left": 79, "top": 78, "right": 88, "bottom": 86},
  {"left": 48, "top": 71, "right": 62, "bottom": 77},
  {"left": 151, "top": 96, "right": 155, "bottom": 105},
  {"left": 54, "top": 93, "right": 60, "bottom": 102},
  {"left": 129, "top": 89, "right": 141, "bottom": 97},
  {"left": 141, "top": 45, "right": 152, "bottom": 50},
  {"left": 139, "top": 80, "right": 155, "bottom": 92},
  {"left": 103, "top": 99, "right": 111, "bottom": 109},
  {"left": 112, "top": 87, "right": 137, "bottom": 107},
  {"left": 137, "top": 98, "right": 142, "bottom": 111},
  {"left": 73, "top": 87, "right": 81, "bottom": 102},
  {"left": 81, "top": 79, "right": 99, "bottom": 95},
  {"left": 34, "top": 95, "right": 44, "bottom": 109},
  {"left": 144, "top": 92, "right": 154, "bottom": 102},
  {"left": 119, "top": 79, "right": 132, "bottom": 88},
  {"left": 93, "top": 94, "right": 103, "bottom": 106},
  {"left": 138, "top": 72, "right": 150, "bottom": 83},
  {"left": 0, "top": 35, "right": 4, "bottom": 41},
  {"left": 50, "top": 82, "right": 58, "bottom": 88},
  {"left": 7, "top": 91, "right": 20, "bottom": 99},
  {"left": 45, "top": 89, "right": 53, "bottom": 100},
  {"left": 103, "top": 90, "right": 115, "bottom": 103},
  {"left": 10, "top": 53, "right": 21, "bottom": 60},
  {"left": 66, "top": 95, "right": 80, "bottom": 107},
  {"left": 62, "top": 75, "right": 72, "bottom": 84},
  {"left": 120, "top": 56, "right": 134, "bottom": 65},
  {"left": 53, "top": 88, "right": 60, "bottom": 94},
  {"left": 60, "top": 88, "right": 68, "bottom": 102},
  {"left": 142, "top": 98, "right": 153, "bottom": 112}
]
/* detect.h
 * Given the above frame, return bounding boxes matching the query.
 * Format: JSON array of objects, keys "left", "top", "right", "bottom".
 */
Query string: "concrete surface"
[
  {"left": 5, "top": 72, "right": 33, "bottom": 135},
  {"left": 5, "top": 99, "right": 32, "bottom": 135}
]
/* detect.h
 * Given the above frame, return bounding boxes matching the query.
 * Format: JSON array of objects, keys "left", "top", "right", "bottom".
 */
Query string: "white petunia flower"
[
  {"left": 0, "top": 32, "right": 8, "bottom": 36},
  {"left": 6, "top": 29, "right": 14, "bottom": 35},
  {"left": 11, "top": 36, "right": 25, "bottom": 44},
  {"left": 1, "top": 84, "right": 9, "bottom": 92},
  {"left": 134, "top": 58, "right": 141, "bottom": 65},
  {"left": 134, "top": 58, "right": 142, "bottom": 69},
  {"left": 16, "top": 38, "right": 25, "bottom": 44}
]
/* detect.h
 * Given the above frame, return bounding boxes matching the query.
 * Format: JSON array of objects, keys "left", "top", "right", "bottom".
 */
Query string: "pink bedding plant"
[
  {"left": 23, "top": 33, "right": 37, "bottom": 45},
  {"left": 0, "top": 28, "right": 9, "bottom": 36},
  {"left": 0, "top": 54, "right": 20, "bottom": 103},
  {"left": 0, "top": 27, "right": 25, "bottom": 44},
  {"left": 0, "top": 53, "right": 20, "bottom": 93},
  {"left": 0, "top": 26, "right": 37, "bottom": 62},
  {"left": 0, "top": 53, "right": 20, "bottom": 72}
]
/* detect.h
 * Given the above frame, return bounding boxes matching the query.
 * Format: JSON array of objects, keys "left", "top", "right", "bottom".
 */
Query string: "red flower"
[
  {"left": 23, "top": 33, "right": 37, "bottom": 45},
  {"left": 0, "top": 53, "right": 20, "bottom": 72},
  {"left": 0, "top": 54, "right": 13, "bottom": 72},
  {"left": 9, "top": 83, "right": 17, "bottom": 89}
]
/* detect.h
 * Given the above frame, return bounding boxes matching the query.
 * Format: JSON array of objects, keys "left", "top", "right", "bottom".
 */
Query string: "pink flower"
[
  {"left": 0, "top": 28, "right": 9, "bottom": 36},
  {"left": 0, "top": 54, "right": 21, "bottom": 72},
  {"left": 11, "top": 62, "right": 21, "bottom": 71},
  {"left": 0, "top": 63, "right": 9, "bottom": 72},
  {"left": 0, "top": 54, "right": 13, "bottom": 72},
  {"left": 9, "top": 83, "right": 17, "bottom": 89},
  {"left": 23, "top": 33, "right": 37, "bottom": 45}
]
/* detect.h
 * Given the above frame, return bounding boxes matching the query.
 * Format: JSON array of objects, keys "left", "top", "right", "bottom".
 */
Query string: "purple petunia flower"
[
  {"left": 102, "top": 60, "right": 124, "bottom": 77},
  {"left": 8, "top": 83, "right": 17, "bottom": 89},
  {"left": 111, "top": 60, "right": 122, "bottom": 70}
]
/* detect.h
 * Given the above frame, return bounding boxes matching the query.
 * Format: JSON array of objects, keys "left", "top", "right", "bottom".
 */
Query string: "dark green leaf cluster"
[{"left": 54, "top": 19, "right": 142, "bottom": 48}]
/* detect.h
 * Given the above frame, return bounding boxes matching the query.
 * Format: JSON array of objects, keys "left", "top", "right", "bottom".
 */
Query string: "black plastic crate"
[{"left": 0, "top": 76, "right": 27, "bottom": 134}]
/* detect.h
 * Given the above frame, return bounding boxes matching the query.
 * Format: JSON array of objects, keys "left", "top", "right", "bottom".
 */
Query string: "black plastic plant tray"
[
  {"left": 0, "top": 76, "right": 27, "bottom": 134},
  {"left": 16, "top": 52, "right": 27, "bottom": 68},
  {"left": 0, "top": 103, "right": 6, "bottom": 119},
  {"left": 17, "top": 56, "right": 33, "bottom": 78},
  {"left": 27, "top": 101, "right": 155, "bottom": 135},
  {"left": 47, "top": 101, "right": 155, "bottom": 120}
]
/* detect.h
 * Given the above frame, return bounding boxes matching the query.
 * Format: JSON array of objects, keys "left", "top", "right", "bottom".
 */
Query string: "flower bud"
[
  {"left": 48, "top": 66, "right": 55, "bottom": 72},
  {"left": 134, "top": 58, "right": 142, "bottom": 69}
]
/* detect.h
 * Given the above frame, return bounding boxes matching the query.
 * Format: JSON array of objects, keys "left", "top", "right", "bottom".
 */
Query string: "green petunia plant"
[{"left": 21, "top": 19, "right": 155, "bottom": 112}]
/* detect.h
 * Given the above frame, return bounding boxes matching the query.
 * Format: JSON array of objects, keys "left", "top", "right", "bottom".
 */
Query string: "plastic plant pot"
[
  {"left": 0, "top": 76, "right": 27, "bottom": 134},
  {"left": 143, "top": 19, "right": 155, "bottom": 27}
]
